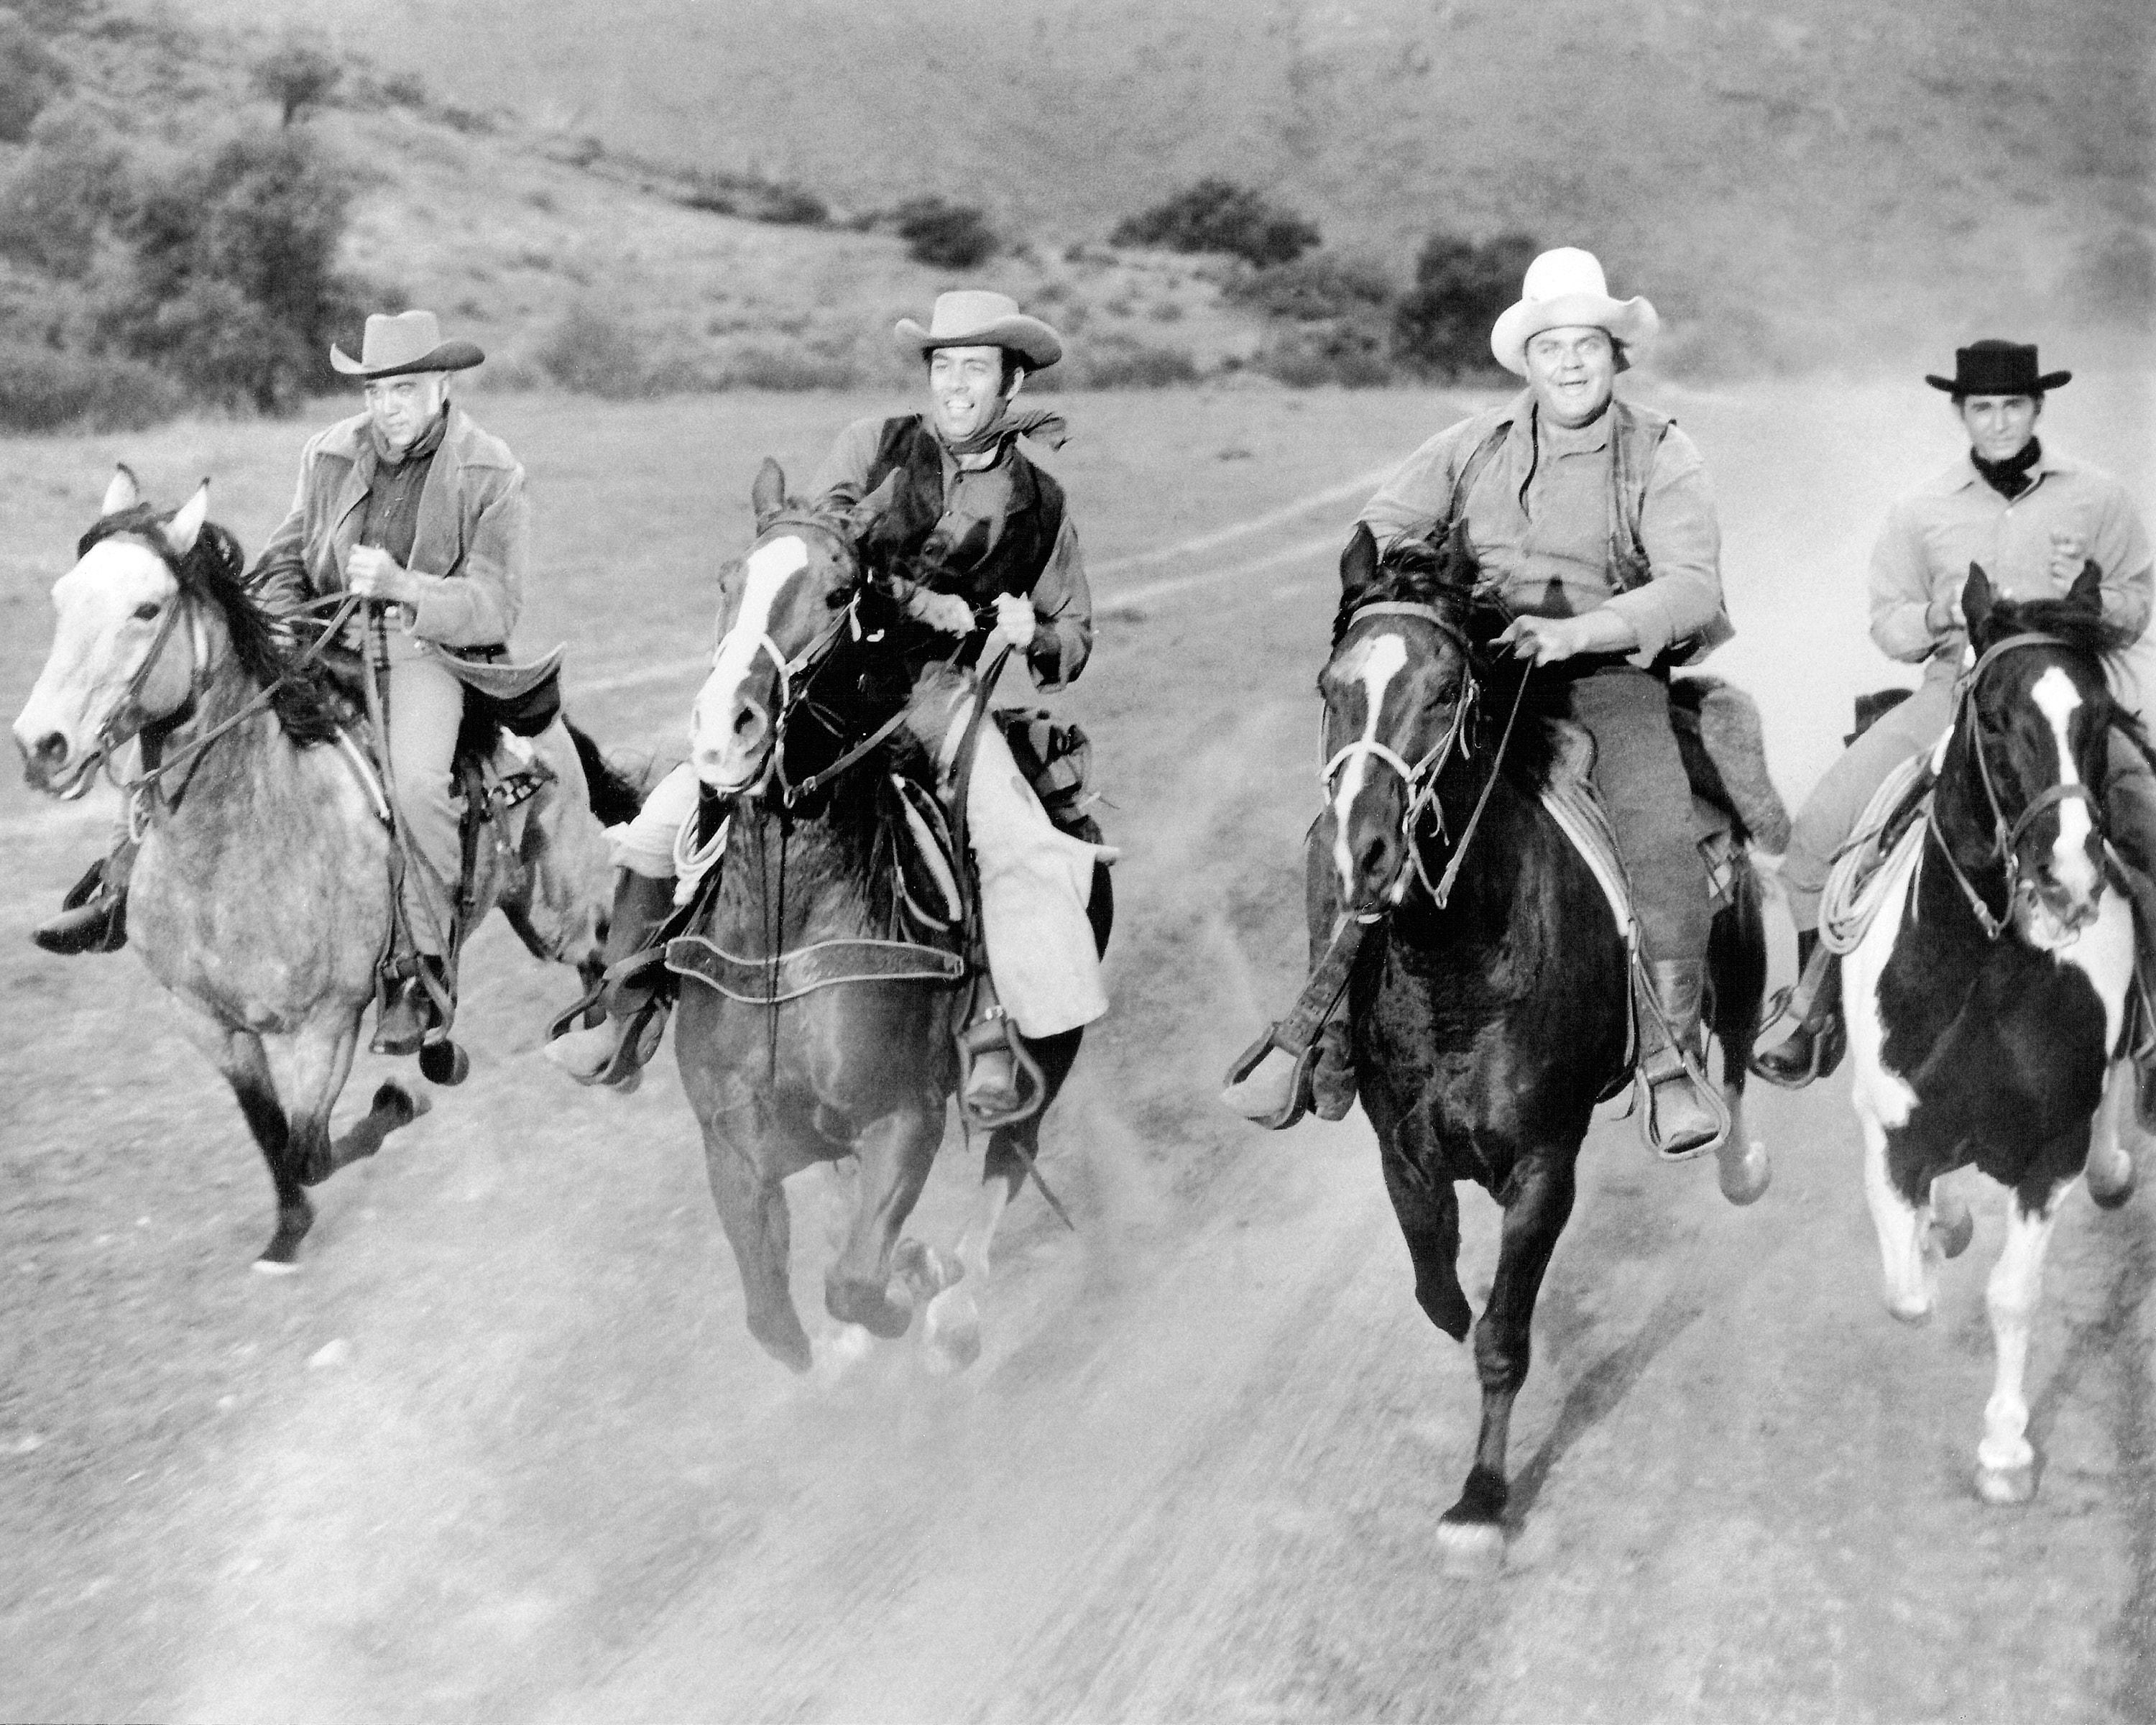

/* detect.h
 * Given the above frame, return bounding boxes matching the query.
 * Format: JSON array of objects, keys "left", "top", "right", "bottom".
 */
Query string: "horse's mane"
[
  {"left": 78, "top": 505, "right": 345, "bottom": 747},
  {"left": 1978, "top": 593, "right": 2139, "bottom": 666},
  {"left": 1334, "top": 531, "right": 1557, "bottom": 793}
]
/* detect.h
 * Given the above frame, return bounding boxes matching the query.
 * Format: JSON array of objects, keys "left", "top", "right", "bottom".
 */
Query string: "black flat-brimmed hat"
[
  {"left": 330, "top": 310, "right": 485, "bottom": 379},
  {"left": 1925, "top": 339, "right": 2071, "bottom": 397}
]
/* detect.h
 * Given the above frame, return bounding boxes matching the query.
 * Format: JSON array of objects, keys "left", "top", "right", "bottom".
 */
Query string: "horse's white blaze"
[
  {"left": 1330, "top": 632, "right": 1408, "bottom": 893},
  {"left": 690, "top": 534, "right": 809, "bottom": 783},
  {"left": 2030, "top": 666, "right": 2098, "bottom": 904},
  {"left": 11, "top": 540, "right": 174, "bottom": 772}
]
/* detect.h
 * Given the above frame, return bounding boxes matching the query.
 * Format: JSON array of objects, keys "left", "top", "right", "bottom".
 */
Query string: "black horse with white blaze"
[
  {"left": 1317, "top": 525, "right": 1769, "bottom": 1570},
  {"left": 1848, "top": 562, "right": 2145, "bottom": 1505}
]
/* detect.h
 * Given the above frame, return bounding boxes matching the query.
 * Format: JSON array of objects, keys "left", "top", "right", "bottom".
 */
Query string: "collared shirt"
[
  {"left": 810, "top": 413, "right": 1094, "bottom": 690},
  {"left": 1870, "top": 444, "right": 2154, "bottom": 666},
  {"left": 1359, "top": 387, "right": 1728, "bottom": 666}
]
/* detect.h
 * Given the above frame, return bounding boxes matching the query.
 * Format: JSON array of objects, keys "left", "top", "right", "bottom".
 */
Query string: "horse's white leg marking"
[
  {"left": 1844, "top": 843, "right": 1934, "bottom": 1318},
  {"left": 2030, "top": 667, "right": 2097, "bottom": 903},
  {"left": 1977, "top": 1187, "right": 2063, "bottom": 1488},
  {"left": 1330, "top": 632, "right": 1408, "bottom": 895},
  {"left": 691, "top": 535, "right": 808, "bottom": 781},
  {"left": 924, "top": 1173, "right": 1010, "bottom": 1371}
]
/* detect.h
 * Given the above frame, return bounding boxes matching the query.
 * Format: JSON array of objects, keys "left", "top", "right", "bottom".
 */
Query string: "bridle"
[
  {"left": 1927, "top": 629, "right": 2102, "bottom": 940},
  {"left": 1321, "top": 599, "right": 1529, "bottom": 911}
]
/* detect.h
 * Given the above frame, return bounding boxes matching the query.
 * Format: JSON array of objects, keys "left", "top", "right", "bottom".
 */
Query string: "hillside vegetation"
[{"left": 170, "top": 0, "right": 2154, "bottom": 375}]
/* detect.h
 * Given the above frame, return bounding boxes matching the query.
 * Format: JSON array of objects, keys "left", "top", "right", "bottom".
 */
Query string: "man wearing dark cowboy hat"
[
  {"left": 552, "top": 290, "right": 1110, "bottom": 1116},
  {"left": 1757, "top": 339, "right": 2155, "bottom": 1085},
  {"left": 36, "top": 309, "right": 530, "bottom": 1057}
]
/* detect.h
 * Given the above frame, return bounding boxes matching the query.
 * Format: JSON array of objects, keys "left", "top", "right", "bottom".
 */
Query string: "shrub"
[
  {"left": 1225, "top": 251, "right": 1394, "bottom": 322},
  {"left": 0, "top": 10, "right": 69, "bottom": 144},
  {"left": 0, "top": 105, "right": 130, "bottom": 278},
  {"left": 1391, "top": 230, "right": 1539, "bottom": 380},
  {"left": 536, "top": 299, "right": 660, "bottom": 397},
  {"left": 714, "top": 339, "right": 859, "bottom": 390},
  {"left": 0, "top": 341, "right": 189, "bottom": 433},
  {"left": 1030, "top": 336, "right": 1199, "bottom": 392},
  {"left": 891, "top": 196, "right": 997, "bottom": 269},
  {"left": 1257, "top": 320, "right": 1393, "bottom": 388},
  {"left": 1110, "top": 178, "right": 1319, "bottom": 268},
  {"left": 379, "top": 70, "right": 428, "bottom": 109},
  {"left": 109, "top": 127, "right": 369, "bottom": 410},
  {"left": 251, "top": 42, "right": 342, "bottom": 128},
  {"left": 679, "top": 169, "right": 827, "bottom": 227}
]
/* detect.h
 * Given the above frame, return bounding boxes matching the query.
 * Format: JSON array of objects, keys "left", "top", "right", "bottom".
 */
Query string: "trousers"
[
  {"left": 613, "top": 727, "right": 1110, "bottom": 1039},
  {"left": 378, "top": 628, "right": 465, "bottom": 957},
  {"left": 1563, "top": 663, "right": 1712, "bottom": 964}
]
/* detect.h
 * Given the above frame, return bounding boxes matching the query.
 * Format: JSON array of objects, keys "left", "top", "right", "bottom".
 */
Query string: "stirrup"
[
  {"left": 594, "top": 998, "right": 669, "bottom": 1088},
  {"left": 957, "top": 1011, "right": 1046, "bottom": 1131},
  {"left": 1221, "top": 1025, "right": 1321, "bottom": 1131}
]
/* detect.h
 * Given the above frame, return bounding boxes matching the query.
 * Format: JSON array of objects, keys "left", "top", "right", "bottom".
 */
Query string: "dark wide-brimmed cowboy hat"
[
  {"left": 1489, "top": 247, "right": 1659, "bottom": 377},
  {"left": 330, "top": 310, "right": 486, "bottom": 380},
  {"left": 1925, "top": 339, "right": 2071, "bottom": 397},
  {"left": 893, "top": 290, "right": 1062, "bottom": 370}
]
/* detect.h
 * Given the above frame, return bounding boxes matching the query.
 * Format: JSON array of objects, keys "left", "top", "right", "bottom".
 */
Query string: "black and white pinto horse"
[
  {"left": 1320, "top": 526, "right": 1769, "bottom": 1570},
  {"left": 1847, "top": 563, "right": 2145, "bottom": 1505}
]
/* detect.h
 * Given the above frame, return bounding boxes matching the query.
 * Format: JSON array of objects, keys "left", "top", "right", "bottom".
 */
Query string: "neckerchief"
[
  {"left": 369, "top": 405, "right": 449, "bottom": 469},
  {"left": 938, "top": 402, "right": 1071, "bottom": 460},
  {"left": 1971, "top": 438, "right": 2042, "bottom": 500}
]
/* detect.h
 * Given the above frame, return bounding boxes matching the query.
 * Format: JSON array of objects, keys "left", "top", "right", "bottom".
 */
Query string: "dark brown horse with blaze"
[{"left": 674, "top": 461, "right": 1110, "bottom": 1373}]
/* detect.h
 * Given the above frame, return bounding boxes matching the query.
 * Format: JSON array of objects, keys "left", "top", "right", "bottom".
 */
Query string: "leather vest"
[{"left": 864, "top": 415, "right": 1066, "bottom": 611}]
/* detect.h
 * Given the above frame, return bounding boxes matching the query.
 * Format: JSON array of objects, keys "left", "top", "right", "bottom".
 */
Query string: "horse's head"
[
  {"left": 1954, "top": 558, "right": 2130, "bottom": 945},
  {"left": 688, "top": 459, "right": 899, "bottom": 794},
  {"left": 1319, "top": 521, "right": 1478, "bottom": 914},
  {"left": 14, "top": 466, "right": 220, "bottom": 798}
]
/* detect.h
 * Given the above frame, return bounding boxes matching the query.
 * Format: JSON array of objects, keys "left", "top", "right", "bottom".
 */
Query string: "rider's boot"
[
  {"left": 1635, "top": 957, "right": 1727, "bottom": 1160},
  {"left": 32, "top": 841, "right": 137, "bottom": 955},
  {"left": 958, "top": 980, "right": 1029, "bottom": 1122},
  {"left": 1751, "top": 928, "right": 1846, "bottom": 1089},
  {"left": 1220, "top": 1009, "right": 1356, "bottom": 1126},
  {"left": 547, "top": 869, "right": 678, "bottom": 1087},
  {"left": 372, "top": 952, "right": 451, "bottom": 1057}
]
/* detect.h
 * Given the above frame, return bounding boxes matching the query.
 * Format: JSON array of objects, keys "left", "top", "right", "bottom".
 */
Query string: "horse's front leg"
[
  {"left": 1860, "top": 1108, "right": 1937, "bottom": 1323},
  {"left": 1439, "top": 1149, "right": 1578, "bottom": 1576},
  {"left": 280, "top": 1016, "right": 428, "bottom": 1189},
  {"left": 169, "top": 997, "right": 311, "bottom": 1271},
  {"left": 1976, "top": 1173, "right": 2070, "bottom": 1504},
  {"left": 826, "top": 1098, "right": 944, "bottom": 1340}
]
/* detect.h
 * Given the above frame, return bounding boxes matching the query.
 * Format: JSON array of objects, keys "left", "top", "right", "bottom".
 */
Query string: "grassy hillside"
[{"left": 166, "top": 0, "right": 2155, "bottom": 374}]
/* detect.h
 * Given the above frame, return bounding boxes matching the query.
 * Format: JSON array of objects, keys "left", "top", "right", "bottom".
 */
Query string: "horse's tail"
[{"left": 564, "top": 717, "right": 647, "bottom": 826}]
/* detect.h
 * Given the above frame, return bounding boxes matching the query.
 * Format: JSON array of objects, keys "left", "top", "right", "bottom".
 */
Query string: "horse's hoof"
[
  {"left": 251, "top": 1255, "right": 301, "bottom": 1277},
  {"left": 419, "top": 1039, "right": 469, "bottom": 1087},
  {"left": 923, "top": 1287, "right": 982, "bottom": 1374},
  {"left": 1717, "top": 1138, "right": 1771, "bottom": 1207},
  {"left": 1435, "top": 1517, "right": 1505, "bottom": 1578},
  {"left": 811, "top": 1322, "right": 875, "bottom": 1384},
  {"left": 1930, "top": 1199, "right": 1975, "bottom": 1260},
  {"left": 370, "top": 1080, "right": 428, "bottom": 1124},
  {"left": 1976, "top": 1463, "right": 2037, "bottom": 1505},
  {"left": 2087, "top": 1149, "right": 2137, "bottom": 1210},
  {"left": 1885, "top": 1292, "right": 1932, "bottom": 1326}
]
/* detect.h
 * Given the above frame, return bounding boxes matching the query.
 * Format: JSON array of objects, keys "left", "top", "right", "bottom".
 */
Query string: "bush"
[
  {"left": 1257, "top": 321, "right": 1393, "bottom": 388},
  {"left": 679, "top": 168, "right": 826, "bottom": 227},
  {"left": 713, "top": 339, "right": 859, "bottom": 390},
  {"left": 536, "top": 300, "right": 660, "bottom": 397},
  {"left": 0, "top": 341, "right": 189, "bottom": 433},
  {"left": 1029, "top": 335, "right": 1199, "bottom": 392},
  {"left": 891, "top": 196, "right": 997, "bottom": 269},
  {"left": 1111, "top": 178, "right": 1319, "bottom": 268},
  {"left": 0, "top": 10, "right": 69, "bottom": 143},
  {"left": 1391, "top": 231, "right": 1539, "bottom": 380},
  {"left": 379, "top": 70, "right": 428, "bottom": 109},
  {"left": 1224, "top": 251, "right": 1394, "bottom": 322},
  {"left": 252, "top": 42, "right": 342, "bottom": 127},
  {"left": 109, "top": 128, "right": 369, "bottom": 410},
  {"left": 0, "top": 105, "right": 130, "bottom": 277}
]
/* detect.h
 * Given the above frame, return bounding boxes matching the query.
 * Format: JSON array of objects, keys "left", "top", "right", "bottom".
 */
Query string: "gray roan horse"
[
  {"left": 673, "top": 461, "right": 1110, "bottom": 1373},
  {"left": 12, "top": 469, "right": 627, "bottom": 1269}
]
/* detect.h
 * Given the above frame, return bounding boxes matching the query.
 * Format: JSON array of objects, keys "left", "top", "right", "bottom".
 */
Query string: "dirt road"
[{"left": 3, "top": 380, "right": 2154, "bottom": 1722}]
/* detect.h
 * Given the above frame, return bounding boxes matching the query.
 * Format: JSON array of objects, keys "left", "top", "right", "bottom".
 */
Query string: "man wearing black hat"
[
  {"left": 1758, "top": 340, "right": 2155, "bottom": 1084},
  {"left": 32, "top": 309, "right": 528, "bottom": 1058}
]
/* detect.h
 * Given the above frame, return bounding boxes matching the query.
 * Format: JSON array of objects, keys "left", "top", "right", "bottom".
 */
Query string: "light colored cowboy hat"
[
  {"left": 1489, "top": 247, "right": 1659, "bottom": 377},
  {"left": 893, "top": 290, "right": 1062, "bottom": 370},
  {"left": 330, "top": 309, "right": 486, "bottom": 379}
]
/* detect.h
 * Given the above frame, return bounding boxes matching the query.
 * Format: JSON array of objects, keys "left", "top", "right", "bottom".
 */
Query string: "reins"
[
  {"left": 1323, "top": 599, "right": 1531, "bottom": 912},
  {"left": 1925, "top": 629, "right": 2098, "bottom": 942}
]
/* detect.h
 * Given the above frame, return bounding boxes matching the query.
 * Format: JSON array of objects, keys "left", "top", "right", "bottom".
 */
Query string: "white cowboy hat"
[
  {"left": 893, "top": 290, "right": 1062, "bottom": 370},
  {"left": 1488, "top": 247, "right": 1659, "bottom": 377},
  {"left": 331, "top": 309, "right": 486, "bottom": 379}
]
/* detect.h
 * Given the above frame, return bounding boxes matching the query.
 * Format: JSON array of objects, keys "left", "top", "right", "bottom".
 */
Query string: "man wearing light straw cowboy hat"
[
  {"left": 553, "top": 289, "right": 1112, "bottom": 1117},
  {"left": 35, "top": 308, "right": 536, "bottom": 1059},
  {"left": 1225, "top": 246, "right": 1742, "bottom": 1167}
]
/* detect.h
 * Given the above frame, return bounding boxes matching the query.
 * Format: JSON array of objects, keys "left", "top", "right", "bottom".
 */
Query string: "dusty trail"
[{"left": 2, "top": 381, "right": 2153, "bottom": 1722}]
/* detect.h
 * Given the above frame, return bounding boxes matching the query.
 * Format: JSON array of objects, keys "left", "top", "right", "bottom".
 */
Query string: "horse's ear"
[
  {"left": 1439, "top": 515, "right": 1477, "bottom": 591},
  {"left": 1340, "top": 522, "right": 1379, "bottom": 604},
  {"left": 1962, "top": 563, "right": 1994, "bottom": 639},
  {"left": 101, "top": 464, "right": 139, "bottom": 518},
  {"left": 750, "top": 457, "right": 788, "bottom": 529},
  {"left": 841, "top": 472, "right": 900, "bottom": 544},
  {"left": 2066, "top": 555, "right": 2104, "bottom": 614},
  {"left": 163, "top": 481, "right": 208, "bottom": 557}
]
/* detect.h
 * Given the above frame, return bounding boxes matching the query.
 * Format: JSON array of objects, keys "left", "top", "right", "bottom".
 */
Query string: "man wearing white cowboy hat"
[
  {"left": 36, "top": 309, "right": 533, "bottom": 1057},
  {"left": 554, "top": 290, "right": 1110, "bottom": 1116},
  {"left": 1224, "top": 246, "right": 1739, "bottom": 1164},
  {"left": 1755, "top": 339, "right": 2156, "bottom": 1089}
]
